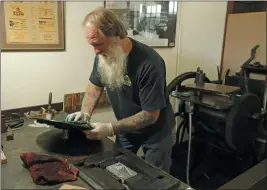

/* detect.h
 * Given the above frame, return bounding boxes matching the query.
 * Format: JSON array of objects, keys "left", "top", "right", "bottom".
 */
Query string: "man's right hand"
[{"left": 65, "top": 111, "right": 90, "bottom": 123}]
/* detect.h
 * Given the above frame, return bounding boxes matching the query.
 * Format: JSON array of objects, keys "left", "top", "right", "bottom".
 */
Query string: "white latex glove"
[
  {"left": 84, "top": 122, "right": 114, "bottom": 140},
  {"left": 65, "top": 111, "right": 90, "bottom": 123}
]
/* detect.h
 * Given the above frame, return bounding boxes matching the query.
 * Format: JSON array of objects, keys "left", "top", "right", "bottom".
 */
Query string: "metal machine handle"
[
  {"left": 48, "top": 92, "right": 52, "bottom": 105},
  {"left": 263, "top": 84, "right": 267, "bottom": 111},
  {"left": 185, "top": 101, "right": 194, "bottom": 189}
]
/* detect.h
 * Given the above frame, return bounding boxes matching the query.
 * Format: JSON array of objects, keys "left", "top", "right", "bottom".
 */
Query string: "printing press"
[{"left": 169, "top": 65, "right": 267, "bottom": 188}]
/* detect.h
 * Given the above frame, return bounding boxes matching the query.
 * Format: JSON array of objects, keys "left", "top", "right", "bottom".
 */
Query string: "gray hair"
[{"left": 83, "top": 7, "right": 128, "bottom": 38}]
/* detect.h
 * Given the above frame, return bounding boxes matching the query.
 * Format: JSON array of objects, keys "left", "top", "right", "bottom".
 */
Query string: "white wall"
[
  {"left": 177, "top": 2, "right": 227, "bottom": 79},
  {"left": 1, "top": 2, "right": 103, "bottom": 110},
  {"left": 1, "top": 1, "right": 227, "bottom": 110}
]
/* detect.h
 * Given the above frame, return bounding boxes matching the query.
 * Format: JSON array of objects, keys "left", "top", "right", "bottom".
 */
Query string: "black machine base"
[
  {"left": 171, "top": 139, "right": 261, "bottom": 189},
  {"left": 73, "top": 149, "right": 182, "bottom": 190}
]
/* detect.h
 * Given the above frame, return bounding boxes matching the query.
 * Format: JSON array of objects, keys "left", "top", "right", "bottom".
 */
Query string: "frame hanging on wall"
[
  {"left": 1, "top": 1, "right": 65, "bottom": 51},
  {"left": 104, "top": 0, "right": 178, "bottom": 48}
]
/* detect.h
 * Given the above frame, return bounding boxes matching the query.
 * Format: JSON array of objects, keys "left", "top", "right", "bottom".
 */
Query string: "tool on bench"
[
  {"left": 195, "top": 67, "right": 206, "bottom": 85},
  {"left": 1, "top": 113, "right": 24, "bottom": 135},
  {"left": 4, "top": 113, "right": 21, "bottom": 120},
  {"left": 6, "top": 119, "right": 24, "bottom": 129},
  {"left": 2, "top": 113, "right": 24, "bottom": 140},
  {"left": 3, "top": 113, "right": 24, "bottom": 127},
  {"left": 24, "top": 93, "right": 57, "bottom": 119},
  {"left": 46, "top": 92, "right": 53, "bottom": 120},
  {"left": 6, "top": 129, "right": 14, "bottom": 141}
]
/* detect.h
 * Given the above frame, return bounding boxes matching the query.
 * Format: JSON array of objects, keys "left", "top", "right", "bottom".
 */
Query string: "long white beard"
[{"left": 98, "top": 42, "right": 127, "bottom": 90}]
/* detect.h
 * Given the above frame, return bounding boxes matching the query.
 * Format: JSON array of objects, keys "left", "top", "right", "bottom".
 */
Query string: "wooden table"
[
  {"left": 1, "top": 114, "right": 116, "bottom": 189},
  {"left": 1, "top": 113, "right": 190, "bottom": 190}
]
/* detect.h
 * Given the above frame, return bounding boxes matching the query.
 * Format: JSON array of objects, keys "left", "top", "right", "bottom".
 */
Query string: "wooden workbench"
[
  {"left": 1, "top": 113, "right": 190, "bottom": 189},
  {"left": 1, "top": 113, "right": 116, "bottom": 189}
]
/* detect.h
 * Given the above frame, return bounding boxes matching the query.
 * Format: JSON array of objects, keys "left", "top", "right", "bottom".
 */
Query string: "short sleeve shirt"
[{"left": 89, "top": 38, "right": 175, "bottom": 137}]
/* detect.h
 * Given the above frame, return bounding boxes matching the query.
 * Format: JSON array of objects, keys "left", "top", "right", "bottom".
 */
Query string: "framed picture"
[
  {"left": 1, "top": 1, "right": 65, "bottom": 51},
  {"left": 104, "top": 1, "right": 178, "bottom": 48}
]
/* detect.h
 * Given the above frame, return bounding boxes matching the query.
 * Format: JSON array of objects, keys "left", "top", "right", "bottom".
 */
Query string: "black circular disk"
[
  {"left": 226, "top": 93, "right": 261, "bottom": 151},
  {"left": 36, "top": 128, "right": 114, "bottom": 162}
]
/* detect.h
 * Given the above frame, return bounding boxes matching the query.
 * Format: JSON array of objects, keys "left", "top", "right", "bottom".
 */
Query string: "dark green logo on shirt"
[{"left": 123, "top": 75, "right": 132, "bottom": 86}]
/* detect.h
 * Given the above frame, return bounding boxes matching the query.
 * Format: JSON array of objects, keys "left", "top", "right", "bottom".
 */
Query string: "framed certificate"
[{"left": 1, "top": 1, "right": 65, "bottom": 51}]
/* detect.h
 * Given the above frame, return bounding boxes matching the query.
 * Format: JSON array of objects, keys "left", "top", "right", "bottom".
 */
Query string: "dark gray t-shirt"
[{"left": 89, "top": 38, "right": 175, "bottom": 138}]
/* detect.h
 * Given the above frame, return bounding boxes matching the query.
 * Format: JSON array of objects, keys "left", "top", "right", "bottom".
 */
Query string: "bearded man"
[{"left": 65, "top": 7, "right": 176, "bottom": 173}]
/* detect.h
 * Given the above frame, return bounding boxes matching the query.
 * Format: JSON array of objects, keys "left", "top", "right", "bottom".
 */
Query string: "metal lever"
[
  {"left": 48, "top": 92, "right": 52, "bottom": 105},
  {"left": 185, "top": 101, "right": 194, "bottom": 189},
  {"left": 263, "top": 84, "right": 267, "bottom": 111}
]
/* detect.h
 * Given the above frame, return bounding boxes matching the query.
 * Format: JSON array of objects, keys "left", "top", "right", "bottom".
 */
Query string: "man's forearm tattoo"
[
  {"left": 81, "top": 91, "right": 102, "bottom": 116},
  {"left": 112, "top": 111, "right": 157, "bottom": 134},
  {"left": 136, "top": 111, "right": 155, "bottom": 128}
]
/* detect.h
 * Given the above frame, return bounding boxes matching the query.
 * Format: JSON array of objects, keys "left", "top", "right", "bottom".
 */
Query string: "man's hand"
[
  {"left": 84, "top": 122, "right": 114, "bottom": 140},
  {"left": 65, "top": 111, "right": 90, "bottom": 123}
]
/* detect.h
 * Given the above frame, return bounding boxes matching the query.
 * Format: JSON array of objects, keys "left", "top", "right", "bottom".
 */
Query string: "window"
[{"left": 169, "top": 1, "right": 177, "bottom": 14}]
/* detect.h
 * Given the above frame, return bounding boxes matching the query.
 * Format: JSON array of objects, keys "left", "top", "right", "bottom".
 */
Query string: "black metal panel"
[
  {"left": 217, "top": 159, "right": 267, "bottom": 190},
  {"left": 74, "top": 149, "right": 182, "bottom": 190},
  {"left": 226, "top": 93, "right": 262, "bottom": 151},
  {"left": 80, "top": 167, "right": 126, "bottom": 190},
  {"left": 249, "top": 176, "right": 267, "bottom": 190},
  {"left": 232, "top": 1, "right": 267, "bottom": 13}
]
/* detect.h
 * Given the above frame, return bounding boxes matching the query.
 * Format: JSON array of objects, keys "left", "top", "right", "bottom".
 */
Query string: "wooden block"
[
  {"left": 59, "top": 184, "right": 87, "bottom": 189},
  {"left": 1, "top": 150, "right": 7, "bottom": 165},
  {"left": 6, "top": 130, "right": 14, "bottom": 141}
]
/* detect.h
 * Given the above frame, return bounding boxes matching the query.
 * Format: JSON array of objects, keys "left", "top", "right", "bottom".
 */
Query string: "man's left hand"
[{"left": 84, "top": 122, "right": 114, "bottom": 140}]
